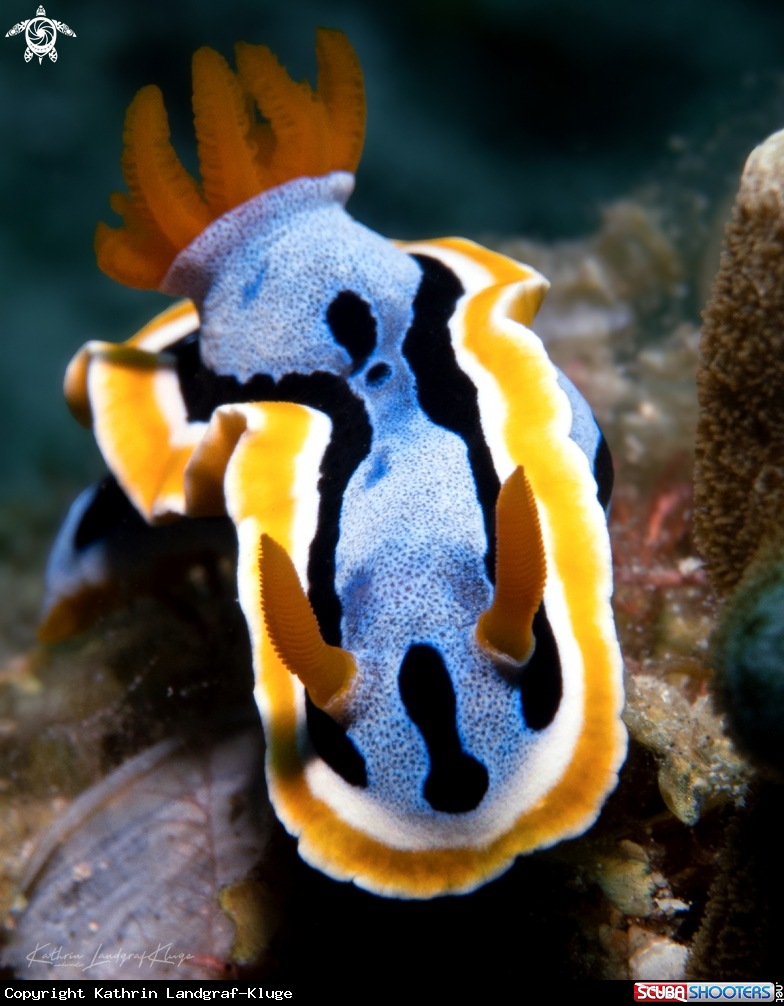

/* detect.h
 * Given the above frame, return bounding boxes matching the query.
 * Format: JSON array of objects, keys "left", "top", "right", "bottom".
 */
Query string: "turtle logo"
[{"left": 5, "top": 5, "right": 76, "bottom": 64}]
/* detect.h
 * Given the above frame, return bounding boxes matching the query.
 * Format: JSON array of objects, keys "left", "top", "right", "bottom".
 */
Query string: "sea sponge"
[
  {"left": 694, "top": 129, "right": 784, "bottom": 598},
  {"left": 695, "top": 128, "right": 784, "bottom": 770}
]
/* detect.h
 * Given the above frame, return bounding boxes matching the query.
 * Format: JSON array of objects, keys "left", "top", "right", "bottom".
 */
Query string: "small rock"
[{"left": 629, "top": 935, "right": 689, "bottom": 980}]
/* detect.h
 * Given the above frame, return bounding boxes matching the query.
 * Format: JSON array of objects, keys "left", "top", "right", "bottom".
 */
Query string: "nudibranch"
[{"left": 42, "top": 30, "right": 626, "bottom": 898}]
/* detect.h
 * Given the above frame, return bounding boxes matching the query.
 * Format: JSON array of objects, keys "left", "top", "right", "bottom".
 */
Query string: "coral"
[
  {"left": 693, "top": 127, "right": 784, "bottom": 773},
  {"left": 710, "top": 539, "right": 784, "bottom": 770},
  {"left": 695, "top": 128, "right": 784, "bottom": 597},
  {"left": 687, "top": 786, "right": 784, "bottom": 980},
  {"left": 623, "top": 670, "right": 751, "bottom": 825}
]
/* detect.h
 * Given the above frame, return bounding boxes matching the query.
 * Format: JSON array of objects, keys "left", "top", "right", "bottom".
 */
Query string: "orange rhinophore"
[
  {"left": 260, "top": 533, "right": 356, "bottom": 714},
  {"left": 477, "top": 465, "right": 547, "bottom": 667}
]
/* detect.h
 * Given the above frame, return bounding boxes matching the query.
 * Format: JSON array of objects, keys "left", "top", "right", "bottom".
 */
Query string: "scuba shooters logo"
[
  {"left": 634, "top": 984, "right": 776, "bottom": 1002},
  {"left": 5, "top": 5, "right": 76, "bottom": 63}
]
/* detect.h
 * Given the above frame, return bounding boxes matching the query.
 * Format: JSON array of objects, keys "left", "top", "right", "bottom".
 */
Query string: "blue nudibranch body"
[{"left": 42, "top": 31, "right": 626, "bottom": 898}]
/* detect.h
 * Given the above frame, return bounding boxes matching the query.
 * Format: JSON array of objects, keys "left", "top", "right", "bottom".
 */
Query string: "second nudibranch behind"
[{"left": 43, "top": 30, "right": 626, "bottom": 898}]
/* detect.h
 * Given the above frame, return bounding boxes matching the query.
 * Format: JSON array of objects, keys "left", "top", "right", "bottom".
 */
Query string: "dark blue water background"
[{"left": 2, "top": 0, "right": 784, "bottom": 501}]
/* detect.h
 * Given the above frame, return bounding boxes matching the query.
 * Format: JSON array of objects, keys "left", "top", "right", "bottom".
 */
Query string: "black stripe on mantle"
[
  {"left": 167, "top": 332, "right": 372, "bottom": 647},
  {"left": 402, "top": 254, "right": 501, "bottom": 582}
]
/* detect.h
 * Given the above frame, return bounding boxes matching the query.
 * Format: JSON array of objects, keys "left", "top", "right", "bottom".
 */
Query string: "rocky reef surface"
[{"left": 0, "top": 197, "right": 776, "bottom": 982}]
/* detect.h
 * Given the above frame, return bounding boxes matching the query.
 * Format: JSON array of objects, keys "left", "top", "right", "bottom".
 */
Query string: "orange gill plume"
[
  {"left": 259, "top": 533, "right": 357, "bottom": 716},
  {"left": 95, "top": 29, "right": 366, "bottom": 290},
  {"left": 476, "top": 466, "right": 547, "bottom": 667}
]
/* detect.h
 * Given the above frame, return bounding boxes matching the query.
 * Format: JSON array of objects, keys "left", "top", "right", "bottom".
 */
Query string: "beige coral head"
[
  {"left": 95, "top": 29, "right": 366, "bottom": 290},
  {"left": 742, "top": 128, "right": 784, "bottom": 202},
  {"left": 695, "top": 127, "right": 784, "bottom": 596}
]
